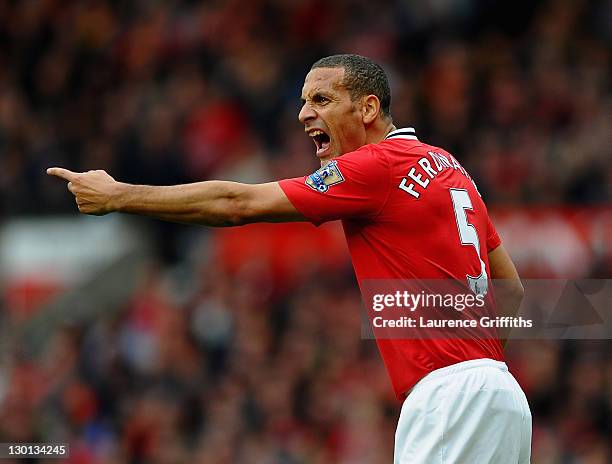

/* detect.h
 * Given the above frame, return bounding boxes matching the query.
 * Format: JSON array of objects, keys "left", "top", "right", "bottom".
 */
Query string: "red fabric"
[{"left": 279, "top": 137, "right": 504, "bottom": 399}]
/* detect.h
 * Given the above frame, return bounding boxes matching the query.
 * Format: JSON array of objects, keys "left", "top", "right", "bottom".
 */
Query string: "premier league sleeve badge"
[{"left": 305, "top": 161, "right": 345, "bottom": 193}]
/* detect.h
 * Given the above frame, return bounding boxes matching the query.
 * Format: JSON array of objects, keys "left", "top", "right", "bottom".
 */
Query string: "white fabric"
[{"left": 394, "top": 358, "right": 531, "bottom": 464}]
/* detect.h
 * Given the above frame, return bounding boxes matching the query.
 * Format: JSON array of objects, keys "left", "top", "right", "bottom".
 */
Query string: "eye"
[{"left": 313, "top": 94, "right": 329, "bottom": 104}]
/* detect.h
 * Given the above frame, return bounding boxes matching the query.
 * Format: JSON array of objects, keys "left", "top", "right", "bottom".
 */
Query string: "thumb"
[{"left": 47, "top": 167, "right": 79, "bottom": 182}]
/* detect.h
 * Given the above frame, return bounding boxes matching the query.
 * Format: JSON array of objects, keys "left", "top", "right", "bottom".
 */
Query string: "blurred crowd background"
[{"left": 0, "top": 0, "right": 611, "bottom": 463}]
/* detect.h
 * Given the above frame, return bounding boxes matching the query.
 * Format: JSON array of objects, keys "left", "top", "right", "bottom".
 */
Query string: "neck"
[{"left": 365, "top": 119, "right": 396, "bottom": 145}]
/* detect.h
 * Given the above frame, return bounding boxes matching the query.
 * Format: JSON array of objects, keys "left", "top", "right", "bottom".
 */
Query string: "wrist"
[{"left": 109, "top": 181, "right": 129, "bottom": 213}]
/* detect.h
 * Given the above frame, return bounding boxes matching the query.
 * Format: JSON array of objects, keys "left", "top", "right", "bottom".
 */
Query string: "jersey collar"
[{"left": 385, "top": 127, "right": 418, "bottom": 141}]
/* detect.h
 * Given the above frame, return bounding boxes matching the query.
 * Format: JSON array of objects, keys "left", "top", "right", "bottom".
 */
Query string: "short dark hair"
[{"left": 311, "top": 54, "right": 391, "bottom": 118}]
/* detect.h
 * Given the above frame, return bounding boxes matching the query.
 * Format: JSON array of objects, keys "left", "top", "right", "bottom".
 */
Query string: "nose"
[{"left": 298, "top": 103, "right": 316, "bottom": 125}]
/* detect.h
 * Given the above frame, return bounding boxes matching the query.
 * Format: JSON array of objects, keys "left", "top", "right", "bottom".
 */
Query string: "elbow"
[
  {"left": 213, "top": 183, "right": 267, "bottom": 227},
  {"left": 492, "top": 277, "right": 525, "bottom": 312},
  {"left": 514, "top": 279, "right": 525, "bottom": 303},
  {"left": 217, "top": 215, "right": 244, "bottom": 227},
  {"left": 220, "top": 207, "right": 247, "bottom": 227},
  {"left": 223, "top": 193, "right": 255, "bottom": 227},
  {"left": 507, "top": 279, "right": 525, "bottom": 310}
]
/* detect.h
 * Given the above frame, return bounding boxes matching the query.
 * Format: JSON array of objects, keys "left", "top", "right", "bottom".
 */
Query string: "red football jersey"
[{"left": 279, "top": 128, "right": 504, "bottom": 399}]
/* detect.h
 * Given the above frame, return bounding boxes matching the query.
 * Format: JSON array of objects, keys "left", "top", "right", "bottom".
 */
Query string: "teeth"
[{"left": 310, "top": 130, "right": 324, "bottom": 136}]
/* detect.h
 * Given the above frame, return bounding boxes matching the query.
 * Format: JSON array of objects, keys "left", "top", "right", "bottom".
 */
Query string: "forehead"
[{"left": 301, "top": 67, "right": 346, "bottom": 96}]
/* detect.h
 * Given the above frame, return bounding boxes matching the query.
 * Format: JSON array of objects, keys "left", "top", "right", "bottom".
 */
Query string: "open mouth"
[{"left": 309, "top": 129, "right": 331, "bottom": 157}]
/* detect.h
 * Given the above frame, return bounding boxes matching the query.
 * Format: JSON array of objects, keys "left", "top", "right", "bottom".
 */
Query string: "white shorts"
[{"left": 394, "top": 359, "right": 531, "bottom": 464}]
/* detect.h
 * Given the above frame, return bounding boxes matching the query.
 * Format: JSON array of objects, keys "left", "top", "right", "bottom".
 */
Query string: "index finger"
[{"left": 47, "top": 167, "right": 79, "bottom": 182}]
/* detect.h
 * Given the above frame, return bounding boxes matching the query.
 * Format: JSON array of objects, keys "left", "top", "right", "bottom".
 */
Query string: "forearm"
[
  {"left": 493, "top": 280, "right": 524, "bottom": 319},
  {"left": 493, "top": 280, "right": 524, "bottom": 348},
  {"left": 114, "top": 180, "right": 249, "bottom": 226},
  {"left": 488, "top": 245, "right": 524, "bottom": 348}
]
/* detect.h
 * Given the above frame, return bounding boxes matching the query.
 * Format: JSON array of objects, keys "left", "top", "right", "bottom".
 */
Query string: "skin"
[
  {"left": 46, "top": 66, "right": 394, "bottom": 224},
  {"left": 299, "top": 67, "right": 394, "bottom": 164},
  {"left": 46, "top": 65, "right": 523, "bottom": 337},
  {"left": 488, "top": 244, "right": 525, "bottom": 347}
]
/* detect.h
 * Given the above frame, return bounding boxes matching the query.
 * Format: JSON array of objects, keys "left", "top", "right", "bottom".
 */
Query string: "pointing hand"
[{"left": 47, "top": 167, "right": 120, "bottom": 215}]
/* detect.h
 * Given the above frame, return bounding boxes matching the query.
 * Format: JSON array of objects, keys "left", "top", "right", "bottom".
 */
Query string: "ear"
[{"left": 362, "top": 95, "right": 381, "bottom": 125}]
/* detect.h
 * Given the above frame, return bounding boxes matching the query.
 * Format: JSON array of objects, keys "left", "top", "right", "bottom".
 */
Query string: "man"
[{"left": 48, "top": 54, "right": 531, "bottom": 463}]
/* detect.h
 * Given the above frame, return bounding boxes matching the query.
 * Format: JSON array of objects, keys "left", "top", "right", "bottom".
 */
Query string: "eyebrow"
[{"left": 300, "top": 90, "right": 333, "bottom": 104}]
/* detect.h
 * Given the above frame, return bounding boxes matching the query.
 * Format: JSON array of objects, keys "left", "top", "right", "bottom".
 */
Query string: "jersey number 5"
[{"left": 449, "top": 189, "right": 488, "bottom": 296}]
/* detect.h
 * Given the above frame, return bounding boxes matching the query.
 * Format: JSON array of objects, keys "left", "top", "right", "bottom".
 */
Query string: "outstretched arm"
[{"left": 46, "top": 168, "right": 305, "bottom": 226}]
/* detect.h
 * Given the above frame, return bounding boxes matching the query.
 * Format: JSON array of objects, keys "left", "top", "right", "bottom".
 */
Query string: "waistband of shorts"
[{"left": 420, "top": 358, "right": 508, "bottom": 384}]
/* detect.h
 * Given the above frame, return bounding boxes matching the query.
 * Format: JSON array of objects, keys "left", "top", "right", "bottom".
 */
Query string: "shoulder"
[
  {"left": 342, "top": 143, "right": 387, "bottom": 160},
  {"left": 337, "top": 143, "right": 390, "bottom": 169},
  {"left": 331, "top": 145, "right": 391, "bottom": 184}
]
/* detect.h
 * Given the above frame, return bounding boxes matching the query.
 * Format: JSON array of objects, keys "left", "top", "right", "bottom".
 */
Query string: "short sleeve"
[
  {"left": 486, "top": 214, "right": 501, "bottom": 252},
  {"left": 278, "top": 147, "right": 390, "bottom": 226}
]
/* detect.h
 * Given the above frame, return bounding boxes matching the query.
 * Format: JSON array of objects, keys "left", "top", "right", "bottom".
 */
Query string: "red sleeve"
[
  {"left": 486, "top": 214, "right": 501, "bottom": 252},
  {"left": 278, "top": 147, "right": 391, "bottom": 226}
]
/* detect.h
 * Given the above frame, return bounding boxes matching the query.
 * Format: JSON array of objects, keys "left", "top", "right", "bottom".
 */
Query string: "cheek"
[
  {"left": 326, "top": 107, "right": 363, "bottom": 149},
  {"left": 338, "top": 115, "right": 365, "bottom": 146}
]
